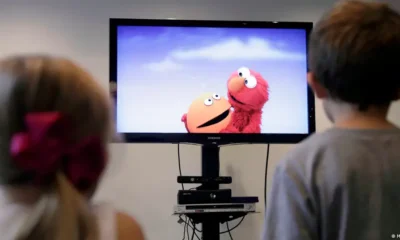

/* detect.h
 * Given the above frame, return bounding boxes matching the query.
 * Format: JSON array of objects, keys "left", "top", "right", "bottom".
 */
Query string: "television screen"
[{"left": 110, "top": 19, "right": 315, "bottom": 143}]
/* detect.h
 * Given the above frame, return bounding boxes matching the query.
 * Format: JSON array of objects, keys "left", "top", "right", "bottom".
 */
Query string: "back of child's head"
[
  {"left": 0, "top": 55, "right": 112, "bottom": 240},
  {"left": 309, "top": 0, "right": 400, "bottom": 111}
]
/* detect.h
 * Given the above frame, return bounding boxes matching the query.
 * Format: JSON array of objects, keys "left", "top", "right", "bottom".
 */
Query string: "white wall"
[
  {"left": 0, "top": 0, "right": 398, "bottom": 239},
  {"left": 385, "top": 0, "right": 400, "bottom": 11}
]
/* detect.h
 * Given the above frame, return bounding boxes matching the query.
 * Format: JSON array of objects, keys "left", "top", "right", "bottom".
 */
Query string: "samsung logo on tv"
[{"left": 208, "top": 137, "right": 221, "bottom": 140}]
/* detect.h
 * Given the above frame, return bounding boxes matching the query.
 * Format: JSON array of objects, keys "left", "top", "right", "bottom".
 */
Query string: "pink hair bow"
[{"left": 10, "top": 112, "right": 106, "bottom": 191}]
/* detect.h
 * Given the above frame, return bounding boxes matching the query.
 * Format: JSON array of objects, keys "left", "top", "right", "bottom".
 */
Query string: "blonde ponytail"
[
  {"left": 15, "top": 173, "right": 99, "bottom": 240},
  {"left": 55, "top": 173, "right": 99, "bottom": 240}
]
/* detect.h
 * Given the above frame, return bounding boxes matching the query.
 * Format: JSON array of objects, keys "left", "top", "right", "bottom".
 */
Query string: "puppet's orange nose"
[{"left": 228, "top": 77, "right": 245, "bottom": 93}]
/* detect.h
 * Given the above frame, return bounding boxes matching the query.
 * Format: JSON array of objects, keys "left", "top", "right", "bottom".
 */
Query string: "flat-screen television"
[{"left": 110, "top": 19, "right": 315, "bottom": 144}]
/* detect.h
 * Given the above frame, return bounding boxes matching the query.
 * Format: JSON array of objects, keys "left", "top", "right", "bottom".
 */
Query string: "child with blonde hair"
[{"left": 0, "top": 55, "right": 144, "bottom": 240}]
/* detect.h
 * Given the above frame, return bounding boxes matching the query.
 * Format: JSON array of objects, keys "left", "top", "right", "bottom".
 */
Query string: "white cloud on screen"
[
  {"left": 143, "top": 58, "right": 183, "bottom": 72},
  {"left": 170, "top": 37, "right": 305, "bottom": 61}
]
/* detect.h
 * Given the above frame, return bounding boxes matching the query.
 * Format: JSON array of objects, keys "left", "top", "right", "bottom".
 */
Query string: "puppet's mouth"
[
  {"left": 229, "top": 93, "right": 245, "bottom": 105},
  {"left": 197, "top": 109, "right": 230, "bottom": 128}
]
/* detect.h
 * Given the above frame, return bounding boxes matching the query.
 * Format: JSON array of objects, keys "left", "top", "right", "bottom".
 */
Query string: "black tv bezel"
[{"left": 110, "top": 18, "right": 315, "bottom": 144}]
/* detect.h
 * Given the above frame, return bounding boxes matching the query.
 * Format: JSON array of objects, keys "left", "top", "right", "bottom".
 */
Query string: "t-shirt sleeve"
[{"left": 262, "top": 162, "right": 318, "bottom": 240}]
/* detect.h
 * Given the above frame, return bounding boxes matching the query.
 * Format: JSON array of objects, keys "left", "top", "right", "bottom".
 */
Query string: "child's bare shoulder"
[{"left": 116, "top": 211, "right": 145, "bottom": 240}]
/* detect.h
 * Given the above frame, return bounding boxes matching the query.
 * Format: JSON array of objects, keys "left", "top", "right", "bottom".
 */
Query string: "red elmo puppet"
[{"left": 221, "top": 67, "right": 269, "bottom": 133}]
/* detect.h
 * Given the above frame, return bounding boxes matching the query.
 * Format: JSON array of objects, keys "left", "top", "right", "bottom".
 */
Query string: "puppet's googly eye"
[
  {"left": 237, "top": 67, "right": 250, "bottom": 78},
  {"left": 204, "top": 98, "right": 213, "bottom": 106},
  {"left": 244, "top": 75, "right": 257, "bottom": 89},
  {"left": 212, "top": 93, "right": 221, "bottom": 100}
]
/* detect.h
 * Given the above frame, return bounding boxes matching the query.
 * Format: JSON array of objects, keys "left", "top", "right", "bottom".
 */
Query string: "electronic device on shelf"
[
  {"left": 110, "top": 17, "right": 314, "bottom": 240},
  {"left": 174, "top": 202, "right": 256, "bottom": 214},
  {"left": 178, "top": 189, "right": 232, "bottom": 204},
  {"left": 177, "top": 176, "right": 232, "bottom": 184}
]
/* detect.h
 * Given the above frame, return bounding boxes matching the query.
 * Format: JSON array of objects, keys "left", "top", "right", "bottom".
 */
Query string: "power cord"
[
  {"left": 190, "top": 219, "right": 199, "bottom": 240},
  {"left": 181, "top": 218, "right": 187, "bottom": 240},
  {"left": 182, "top": 215, "right": 245, "bottom": 238},
  {"left": 186, "top": 219, "right": 190, "bottom": 240},
  {"left": 264, "top": 144, "right": 270, "bottom": 208},
  {"left": 177, "top": 143, "right": 189, "bottom": 240},
  {"left": 178, "top": 143, "right": 184, "bottom": 190},
  {"left": 191, "top": 229, "right": 196, "bottom": 240},
  {"left": 220, "top": 216, "right": 245, "bottom": 234},
  {"left": 178, "top": 215, "right": 201, "bottom": 240},
  {"left": 226, "top": 222, "right": 233, "bottom": 240}
]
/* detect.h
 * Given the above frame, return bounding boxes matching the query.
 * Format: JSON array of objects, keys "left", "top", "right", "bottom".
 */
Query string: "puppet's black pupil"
[
  {"left": 239, "top": 72, "right": 242, "bottom": 77},
  {"left": 245, "top": 79, "right": 248, "bottom": 84}
]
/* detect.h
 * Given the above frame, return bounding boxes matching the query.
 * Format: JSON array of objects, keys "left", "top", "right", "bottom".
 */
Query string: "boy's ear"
[{"left": 307, "top": 72, "right": 328, "bottom": 99}]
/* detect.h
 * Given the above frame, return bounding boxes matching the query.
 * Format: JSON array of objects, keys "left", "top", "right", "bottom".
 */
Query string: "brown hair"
[
  {"left": 309, "top": 0, "right": 400, "bottom": 110},
  {"left": 0, "top": 55, "right": 112, "bottom": 240}
]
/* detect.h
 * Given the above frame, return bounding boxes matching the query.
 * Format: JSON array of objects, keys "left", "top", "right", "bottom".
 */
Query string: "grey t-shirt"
[{"left": 263, "top": 128, "right": 400, "bottom": 240}]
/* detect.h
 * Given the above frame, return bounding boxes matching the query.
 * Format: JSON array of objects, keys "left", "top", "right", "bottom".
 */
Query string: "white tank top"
[
  {"left": 93, "top": 203, "right": 117, "bottom": 240},
  {"left": 0, "top": 189, "right": 116, "bottom": 240}
]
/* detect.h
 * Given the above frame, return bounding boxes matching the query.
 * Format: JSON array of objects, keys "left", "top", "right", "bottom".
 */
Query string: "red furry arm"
[
  {"left": 241, "top": 111, "right": 262, "bottom": 133},
  {"left": 220, "top": 121, "right": 240, "bottom": 133},
  {"left": 181, "top": 114, "right": 190, "bottom": 133}
]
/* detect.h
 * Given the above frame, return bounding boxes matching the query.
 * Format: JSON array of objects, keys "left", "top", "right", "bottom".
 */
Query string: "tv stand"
[
  {"left": 175, "top": 143, "right": 256, "bottom": 240},
  {"left": 199, "top": 144, "right": 220, "bottom": 239},
  {"left": 194, "top": 144, "right": 247, "bottom": 240},
  {"left": 197, "top": 144, "right": 220, "bottom": 190}
]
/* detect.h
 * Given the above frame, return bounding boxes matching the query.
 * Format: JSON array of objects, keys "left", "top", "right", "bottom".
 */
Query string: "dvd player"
[
  {"left": 174, "top": 202, "right": 256, "bottom": 214},
  {"left": 178, "top": 189, "right": 232, "bottom": 204}
]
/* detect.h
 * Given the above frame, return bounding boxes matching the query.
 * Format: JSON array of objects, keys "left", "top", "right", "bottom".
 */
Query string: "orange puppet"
[{"left": 181, "top": 93, "right": 232, "bottom": 133}]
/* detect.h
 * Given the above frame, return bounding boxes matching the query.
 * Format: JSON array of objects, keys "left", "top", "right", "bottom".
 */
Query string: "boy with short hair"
[{"left": 263, "top": 1, "right": 400, "bottom": 240}]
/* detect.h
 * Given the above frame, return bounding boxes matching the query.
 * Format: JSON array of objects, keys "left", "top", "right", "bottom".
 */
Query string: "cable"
[
  {"left": 264, "top": 144, "right": 270, "bottom": 208},
  {"left": 178, "top": 143, "right": 184, "bottom": 190},
  {"left": 191, "top": 230, "right": 195, "bottom": 240},
  {"left": 189, "top": 220, "right": 201, "bottom": 240},
  {"left": 188, "top": 216, "right": 246, "bottom": 235},
  {"left": 226, "top": 222, "right": 234, "bottom": 240},
  {"left": 193, "top": 224, "right": 202, "bottom": 233},
  {"left": 190, "top": 220, "right": 196, "bottom": 240},
  {"left": 182, "top": 214, "right": 245, "bottom": 238},
  {"left": 220, "top": 216, "right": 246, "bottom": 234},
  {"left": 181, "top": 217, "right": 186, "bottom": 240},
  {"left": 178, "top": 215, "right": 201, "bottom": 240},
  {"left": 192, "top": 220, "right": 201, "bottom": 240},
  {"left": 186, "top": 218, "right": 190, "bottom": 240},
  {"left": 177, "top": 144, "right": 190, "bottom": 239}
]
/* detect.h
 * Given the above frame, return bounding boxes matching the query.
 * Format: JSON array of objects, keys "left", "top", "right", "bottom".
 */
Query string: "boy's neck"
[
  {"left": 327, "top": 101, "right": 395, "bottom": 130},
  {"left": 335, "top": 116, "right": 395, "bottom": 129}
]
